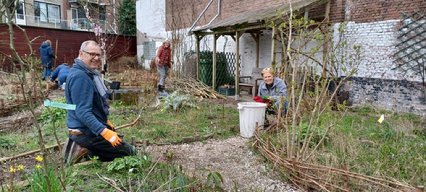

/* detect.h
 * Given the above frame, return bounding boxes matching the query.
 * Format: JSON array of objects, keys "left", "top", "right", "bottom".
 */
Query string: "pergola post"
[
  {"left": 235, "top": 31, "right": 241, "bottom": 100},
  {"left": 271, "top": 25, "right": 277, "bottom": 70},
  {"left": 195, "top": 34, "right": 201, "bottom": 80},
  {"left": 212, "top": 34, "right": 218, "bottom": 89},
  {"left": 250, "top": 32, "right": 260, "bottom": 68},
  {"left": 322, "top": 0, "right": 331, "bottom": 77}
]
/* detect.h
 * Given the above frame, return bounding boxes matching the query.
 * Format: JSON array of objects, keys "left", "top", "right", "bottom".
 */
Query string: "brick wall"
[
  {"left": 166, "top": 0, "right": 296, "bottom": 31},
  {"left": 344, "top": 77, "right": 426, "bottom": 115},
  {"left": 166, "top": 0, "right": 426, "bottom": 29},
  {"left": 0, "top": 24, "right": 136, "bottom": 71},
  {"left": 331, "top": 20, "right": 416, "bottom": 80},
  {"left": 330, "top": 0, "right": 426, "bottom": 22}
]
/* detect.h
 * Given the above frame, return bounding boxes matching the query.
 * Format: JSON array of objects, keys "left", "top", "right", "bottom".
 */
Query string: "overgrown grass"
[
  {"left": 1, "top": 96, "right": 239, "bottom": 190},
  {"left": 0, "top": 97, "right": 238, "bottom": 157},
  {"left": 65, "top": 153, "right": 221, "bottom": 191},
  {"left": 111, "top": 99, "right": 239, "bottom": 144},
  {"left": 0, "top": 108, "right": 67, "bottom": 157},
  {"left": 260, "top": 106, "right": 425, "bottom": 186}
]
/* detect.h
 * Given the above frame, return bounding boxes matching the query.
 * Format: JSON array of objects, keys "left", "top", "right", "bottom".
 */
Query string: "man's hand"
[
  {"left": 101, "top": 128, "right": 122, "bottom": 147},
  {"left": 106, "top": 120, "right": 115, "bottom": 131},
  {"left": 155, "top": 57, "right": 160, "bottom": 65}
]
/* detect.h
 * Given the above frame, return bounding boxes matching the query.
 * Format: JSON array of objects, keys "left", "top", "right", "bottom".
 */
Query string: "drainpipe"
[
  {"left": 206, "top": 0, "right": 221, "bottom": 26},
  {"left": 188, "top": 0, "right": 221, "bottom": 34}
]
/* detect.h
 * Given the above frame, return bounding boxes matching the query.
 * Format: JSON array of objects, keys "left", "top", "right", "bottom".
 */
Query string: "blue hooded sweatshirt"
[
  {"left": 50, "top": 64, "right": 70, "bottom": 86},
  {"left": 39, "top": 41, "right": 54, "bottom": 68},
  {"left": 65, "top": 59, "right": 109, "bottom": 136}
]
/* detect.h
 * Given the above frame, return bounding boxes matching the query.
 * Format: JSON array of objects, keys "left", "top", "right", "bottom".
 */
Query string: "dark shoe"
[
  {"left": 63, "top": 138, "right": 89, "bottom": 165},
  {"left": 157, "top": 85, "right": 163, "bottom": 92}
]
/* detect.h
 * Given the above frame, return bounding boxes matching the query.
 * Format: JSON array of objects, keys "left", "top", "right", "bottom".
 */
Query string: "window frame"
[{"left": 34, "top": 1, "right": 61, "bottom": 24}]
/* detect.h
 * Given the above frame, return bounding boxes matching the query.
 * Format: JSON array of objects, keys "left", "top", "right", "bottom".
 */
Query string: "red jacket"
[{"left": 156, "top": 44, "right": 171, "bottom": 67}]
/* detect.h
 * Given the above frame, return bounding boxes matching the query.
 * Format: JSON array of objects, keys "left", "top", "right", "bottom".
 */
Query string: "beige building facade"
[{"left": 12, "top": 0, "right": 119, "bottom": 33}]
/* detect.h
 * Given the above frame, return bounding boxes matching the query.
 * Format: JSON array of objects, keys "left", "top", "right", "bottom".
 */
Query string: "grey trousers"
[{"left": 157, "top": 65, "right": 169, "bottom": 86}]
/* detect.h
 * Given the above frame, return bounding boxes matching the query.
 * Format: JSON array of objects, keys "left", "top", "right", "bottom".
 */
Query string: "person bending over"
[{"left": 50, "top": 63, "right": 70, "bottom": 90}]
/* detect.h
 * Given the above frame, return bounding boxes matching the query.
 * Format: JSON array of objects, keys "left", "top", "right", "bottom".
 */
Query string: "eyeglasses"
[{"left": 82, "top": 50, "right": 101, "bottom": 58}]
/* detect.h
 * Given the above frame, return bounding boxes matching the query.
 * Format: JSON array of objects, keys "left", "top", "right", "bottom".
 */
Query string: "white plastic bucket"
[{"left": 237, "top": 102, "right": 267, "bottom": 138}]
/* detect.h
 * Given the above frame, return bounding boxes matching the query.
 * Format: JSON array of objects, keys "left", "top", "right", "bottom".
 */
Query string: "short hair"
[
  {"left": 79, "top": 40, "right": 99, "bottom": 51},
  {"left": 45, "top": 40, "right": 51, "bottom": 45},
  {"left": 261, "top": 67, "right": 274, "bottom": 77}
]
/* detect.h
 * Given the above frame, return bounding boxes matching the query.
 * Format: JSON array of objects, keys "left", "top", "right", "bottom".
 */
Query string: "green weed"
[
  {"left": 37, "top": 98, "right": 67, "bottom": 124},
  {"left": 29, "top": 165, "right": 62, "bottom": 192},
  {"left": 0, "top": 137, "right": 16, "bottom": 149}
]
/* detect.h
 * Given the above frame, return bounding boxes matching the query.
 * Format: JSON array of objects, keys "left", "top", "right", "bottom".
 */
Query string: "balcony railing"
[{"left": 10, "top": 14, "right": 117, "bottom": 34}]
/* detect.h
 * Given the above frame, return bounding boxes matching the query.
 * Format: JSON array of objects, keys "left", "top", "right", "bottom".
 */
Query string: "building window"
[
  {"left": 99, "top": 5, "right": 106, "bottom": 21},
  {"left": 16, "top": 1, "right": 25, "bottom": 20},
  {"left": 34, "top": 1, "right": 60, "bottom": 23},
  {"left": 71, "top": 7, "right": 89, "bottom": 29}
]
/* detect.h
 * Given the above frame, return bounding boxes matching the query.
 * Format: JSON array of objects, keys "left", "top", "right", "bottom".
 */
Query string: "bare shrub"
[{"left": 108, "top": 56, "right": 139, "bottom": 73}]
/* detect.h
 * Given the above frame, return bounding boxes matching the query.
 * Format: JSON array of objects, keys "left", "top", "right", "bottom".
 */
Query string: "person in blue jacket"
[
  {"left": 257, "top": 67, "right": 288, "bottom": 114},
  {"left": 65, "top": 40, "right": 135, "bottom": 162},
  {"left": 50, "top": 63, "right": 70, "bottom": 90},
  {"left": 39, "top": 40, "right": 55, "bottom": 80}
]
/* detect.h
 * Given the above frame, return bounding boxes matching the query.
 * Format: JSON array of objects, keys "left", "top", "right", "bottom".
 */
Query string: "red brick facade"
[
  {"left": 0, "top": 24, "right": 136, "bottom": 71},
  {"left": 331, "top": 0, "right": 426, "bottom": 23},
  {"left": 166, "top": 0, "right": 426, "bottom": 30},
  {"left": 166, "top": 0, "right": 285, "bottom": 30}
]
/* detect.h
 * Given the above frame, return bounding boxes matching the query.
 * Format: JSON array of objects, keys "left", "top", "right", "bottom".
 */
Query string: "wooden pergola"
[{"left": 191, "top": 0, "right": 329, "bottom": 100}]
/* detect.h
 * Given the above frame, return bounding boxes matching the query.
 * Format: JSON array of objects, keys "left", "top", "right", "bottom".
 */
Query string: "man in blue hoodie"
[
  {"left": 39, "top": 40, "right": 55, "bottom": 80},
  {"left": 50, "top": 63, "right": 70, "bottom": 90},
  {"left": 65, "top": 40, "right": 135, "bottom": 163}
]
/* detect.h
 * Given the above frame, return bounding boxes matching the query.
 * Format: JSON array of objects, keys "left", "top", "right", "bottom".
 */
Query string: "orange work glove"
[
  {"left": 106, "top": 120, "right": 115, "bottom": 131},
  {"left": 100, "top": 128, "right": 122, "bottom": 147}
]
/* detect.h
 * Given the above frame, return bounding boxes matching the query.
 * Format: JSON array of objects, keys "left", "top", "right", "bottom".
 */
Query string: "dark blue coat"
[
  {"left": 50, "top": 64, "right": 70, "bottom": 86},
  {"left": 39, "top": 41, "right": 54, "bottom": 67},
  {"left": 65, "top": 59, "right": 109, "bottom": 136}
]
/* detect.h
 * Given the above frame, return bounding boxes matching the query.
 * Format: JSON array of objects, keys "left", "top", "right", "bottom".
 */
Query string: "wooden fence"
[{"left": 0, "top": 24, "right": 136, "bottom": 72}]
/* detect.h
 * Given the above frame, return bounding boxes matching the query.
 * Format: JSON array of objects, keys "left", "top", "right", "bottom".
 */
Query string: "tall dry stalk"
[
  {"left": 262, "top": 1, "right": 361, "bottom": 189},
  {"left": 3, "top": 1, "right": 67, "bottom": 191}
]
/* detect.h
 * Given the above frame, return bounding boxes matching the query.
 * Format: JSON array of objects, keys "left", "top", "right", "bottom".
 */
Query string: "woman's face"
[{"left": 263, "top": 72, "right": 274, "bottom": 85}]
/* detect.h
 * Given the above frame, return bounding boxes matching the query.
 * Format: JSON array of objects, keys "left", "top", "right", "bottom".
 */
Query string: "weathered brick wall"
[
  {"left": 166, "top": 0, "right": 305, "bottom": 30},
  {"left": 330, "top": 0, "right": 426, "bottom": 114},
  {"left": 330, "top": 0, "right": 426, "bottom": 22},
  {"left": 344, "top": 77, "right": 426, "bottom": 116},
  {"left": 332, "top": 20, "right": 414, "bottom": 80}
]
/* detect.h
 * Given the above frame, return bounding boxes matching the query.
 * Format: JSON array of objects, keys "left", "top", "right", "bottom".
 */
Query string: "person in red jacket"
[{"left": 155, "top": 40, "right": 172, "bottom": 92}]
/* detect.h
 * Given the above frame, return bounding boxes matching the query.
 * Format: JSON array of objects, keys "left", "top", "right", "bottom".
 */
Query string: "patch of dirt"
[
  {"left": 146, "top": 137, "right": 300, "bottom": 192},
  {"left": 0, "top": 89, "right": 64, "bottom": 133}
]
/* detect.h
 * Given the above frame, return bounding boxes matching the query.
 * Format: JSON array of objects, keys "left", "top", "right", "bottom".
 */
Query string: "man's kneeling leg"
[{"left": 63, "top": 138, "right": 89, "bottom": 165}]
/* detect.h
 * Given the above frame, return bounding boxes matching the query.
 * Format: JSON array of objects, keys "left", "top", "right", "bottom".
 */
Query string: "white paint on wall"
[
  {"left": 332, "top": 20, "right": 421, "bottom": 82},
  {"left": 136, "top": 0, "right": 168, "bottom": 68},
  {"left": 136, "top": 0, "right": 167, "bottom": 39}
]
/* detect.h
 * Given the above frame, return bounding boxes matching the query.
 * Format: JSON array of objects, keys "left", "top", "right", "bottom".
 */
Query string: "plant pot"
[{"left": 110, "top": 81, "right": 121, "bottom": 90}]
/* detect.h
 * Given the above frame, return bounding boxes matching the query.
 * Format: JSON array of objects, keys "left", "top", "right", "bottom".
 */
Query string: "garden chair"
[{"left": 239, "top": 67, "right": 263, "bottom": 97}]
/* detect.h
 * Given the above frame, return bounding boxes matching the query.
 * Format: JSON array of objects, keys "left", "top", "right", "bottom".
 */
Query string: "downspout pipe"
[
  {"left": 206, "top": 0, "right": 221, "bottom": 26},
  {"left": 188, "top": 0, "right": 221, "bottom": 34}
]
